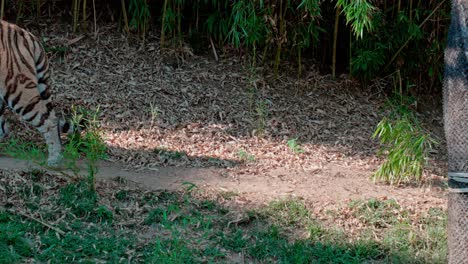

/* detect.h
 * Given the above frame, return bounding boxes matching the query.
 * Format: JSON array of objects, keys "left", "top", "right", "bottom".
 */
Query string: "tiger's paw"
[{"left": 46, "top": 155, "right": 63, "bottom": 168}]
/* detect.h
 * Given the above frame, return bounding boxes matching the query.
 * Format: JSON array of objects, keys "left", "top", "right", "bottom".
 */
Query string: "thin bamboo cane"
[
  {"left": 160, "top": 0, "right": 169, "bottom": 47},
  {"left": 83, "top": 0, "right": 87, "bottom": 23},
  {"left": 73, "top": 0, "right": 79, "bottom": 32},
  {"left": 332, "top": 5, "right": 340, "bottom": 78},
  {"left": 36, "top": 0, "right": 40, "bottom": 18},
  {"left": 121, "top": 0, "right": 130, "bottom": 34},
  {"left": 0, "top": 0, "right": 4, "bottom": 20},
  {"left": 274, "top": 0, "right": 285, "bottom": 79},
  {"left": 385, "top": 0, "right": 447, "bottom": 70},
  {"left": 92, "top": 0, "right": 97, "bottom": 34}
]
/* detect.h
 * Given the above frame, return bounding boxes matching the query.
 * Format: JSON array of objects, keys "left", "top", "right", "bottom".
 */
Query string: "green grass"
[
  {"left": 0, "top": 168, "right": 447, "bottom": 263},
  {"left": 287, "top": 138, "right": 304, "bottom": 154},
  {"left": 0, "top": 106, "right": 106, "bottom": 190},
  {"left": 372, "top": 92, "right": 436, "bottom": 185},
  {"left": 0, "top": 136, "right": 47, "bottom": 164},
  {"left": 237, "top": 149, "right": 256, "bottom": 163}
]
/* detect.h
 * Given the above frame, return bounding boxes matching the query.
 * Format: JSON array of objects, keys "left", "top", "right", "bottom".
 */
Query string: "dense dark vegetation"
[{"left": 1, "top": 0, "right": 450, "bottom": 95}]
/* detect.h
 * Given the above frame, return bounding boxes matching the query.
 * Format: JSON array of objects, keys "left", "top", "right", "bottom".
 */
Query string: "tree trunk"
[{"left": 443, "top": 0, "right": 468, "bottom": 263}]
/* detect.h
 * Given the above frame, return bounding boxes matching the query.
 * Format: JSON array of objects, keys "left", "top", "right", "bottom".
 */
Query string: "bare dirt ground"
[{"left": 1, "top": 23, "right": 447, "bottom": 213}]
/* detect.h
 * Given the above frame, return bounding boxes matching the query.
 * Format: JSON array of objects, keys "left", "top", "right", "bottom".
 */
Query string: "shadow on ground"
[{"left": 0, "top": 168, "right": 447, "bottom": 263}]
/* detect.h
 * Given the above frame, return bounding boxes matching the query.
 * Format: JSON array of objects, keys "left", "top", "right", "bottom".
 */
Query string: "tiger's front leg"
[
  {"left": 0, "top": 100, "right": 10, "bottom": 140},
  {"left": 20, "top": 98, "right": 63, "bottom": 167},
  {"left": 36, "top": 110, "right": 62, "bottom": 167}
]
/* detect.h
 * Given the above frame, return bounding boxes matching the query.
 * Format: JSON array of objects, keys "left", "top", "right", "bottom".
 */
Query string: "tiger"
[{"left": 0, "top": 19, "right": 77, "bottom": 166}]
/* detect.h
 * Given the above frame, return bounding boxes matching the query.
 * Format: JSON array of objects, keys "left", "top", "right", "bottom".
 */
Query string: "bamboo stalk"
[
  {"left": 36, "top": 0, "right": 40, "bottom": 18},
  {"left": 210, "top": 37, "right": 219, "bottom": 61},
  {"left": 172, "top": 0, "right": 176, "bottom": 43},
  {"left": 73, "top": 0, "right": 79, "bottom": 32},
  {"left": 298, "top": 46, "right": 302, "bottom": 78},
  {"left": 160, "top": 0, "right": 169, "bottom": 47},
  {"left": 177, "top": 2, "right": 182, "bottom": 47},
  {"left": 385, "top": 0, "right": 447, "bottom": 70},
  {"left": 195, "top": 2, "right": 199, "bottom": 31},
  {"left": 16, "top": 0, "right": 24, "bottom": 23},
  {"left": 332, "top": 5, "right": 340, "bottom": 78},
  {"left": 349, "top": 30, "right": 352, "bottom": 74},
  {"left": 82, "top": 0, "right": 87, "bottom": 23},
  {"left": 261, "top": 36, "right": 271, "bottom": 66},
  {"left": 274, "top": 0, "right": 285, "bottom": 79},
  {"left": 252, "top": 42, "right": 256, "bottom": 67},
  {"left": 92, "top": 0, "right": 97, "bottom": 34},
  {"left": 120, "top": 0, "right": 129, "bottom": 34},
  {"left": 0, "top": 0, "right": 4, "bottom": 20}
]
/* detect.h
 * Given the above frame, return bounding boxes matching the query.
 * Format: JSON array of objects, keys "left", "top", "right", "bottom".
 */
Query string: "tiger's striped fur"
[{"left": 0, "top": 20, "right": 76, "bottom": 166}]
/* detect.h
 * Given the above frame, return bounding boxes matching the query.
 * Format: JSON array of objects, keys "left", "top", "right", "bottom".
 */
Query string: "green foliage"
[
  {"left": 58, "top": 181, "right": 98, "bottom": 217},
  {"left": 372, "top": 93, "right": 435, "bottom": 184},
  {"left": 204, "top": 2, "right": 230, "bottom": 42},
  {"left": 349, "top": 198, "right": 408, "bottom": 227},
  {"left": 350, "top": 199, "right": 447, "bottom": 263},
  {"left": 0, "top": 137, "right": 46, "bottom": 163},
  {"left": 260, "top": 199, "right": 310, "bottom": 226},
  {"left": 336, "top": 0, "right": 376, "bottom": 39},
  {"left": 351, "top": 46, "right": 386, "bottom": 82},
  {"left": 0, "top": 212, "right": 33, "bottom": 263},
  {"left": 237, "top": 149, "right": 255, "bottom": 163},
  {"left": 153, "top": 147, "right": 187, "bottom": 161},
  {"left": 0, "top": 174, "right": 447, "bottom": 264},
  {"left": 350, "top": 3, "right": 447, "bottom": 86},
  {"left": 66, "top": 106, "right": 107, "bottom": 190},
  {"left": 4, "top": 1, "right": 449, "bottom": 92},
  {"left": 287, "top": 138, "right": 304, "bottom": 154},
  {"left": 128, "top": 0, "right": 150, "bottom": 38},
  {"left": 148, "top": 237, "right": 196, "bottom": 263},
  {"left": 298, "top": 0, "right": 321, "bottom": 16},
  {"left": 0, "top": 105, "right": 106, "bottom": 192},
  {"left": 228, "top": 0, "right": 269, "bottom": 62},
  {"left": 255, "top": 99, "right": 270, "bottom": 136}
]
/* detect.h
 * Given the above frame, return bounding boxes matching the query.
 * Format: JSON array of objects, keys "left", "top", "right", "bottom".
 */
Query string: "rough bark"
[{"left": 443, "top": 0, "right": 468, "bottom": 263}]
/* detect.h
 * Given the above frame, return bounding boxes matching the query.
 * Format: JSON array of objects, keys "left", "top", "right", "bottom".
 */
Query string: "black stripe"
[
  {"left": 1, "top": 24, "right": 7, "bottom": 50},
  {"left": 5, "top": 55, "right": 13, "bottom": 81},
  {"left": 25, "top": 112, "right": 38, "bottom": 122},
  {"left": 31, "top": 36, "right": 37, "bottom": 57},
  {"left": 3, "top": 93, "right": 10, "bottom": 104},
  {"left": 0, "top": 120, "right": 5, "bottom": 134},
  {"left": 25, "top": 80, "right": 37, "bottom": 89},
  {"left": 14, "top": 30, "right": 36, "bottom": 76},
  {"left": 9, "top": 28, "right": 22, "bottom": 72},
  {"left": 23, "top": 34, "right": 35, "bottom": 61},
  {"left": 36, "top": 48, "right": 45, "bottom": 66},
  {"left": 21, "top": 96, "right": 41, "bottom": 116},
  {"left": 61, "top": 122, "right": 70, "bottom": 133},
  {"left": 38, "top": 74, "right": 49, "bottom": 84},
  {"left": 36, "top": 56, "right": 47, "bottom": 73},
  {"left": 11, "top": 91, "right": 22, "bottom": 108},
  {"left": 36, "top": 111, "right": 50, "bottom": 128},
  {"left": 45, "top": 102, "right": 53, "bottom": 111},
  {"left": 40, "top": 89, "right": 51, "bottom": 100},
  {"left": 0, "top": 23, "right": 4, "bottom": 48}
]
